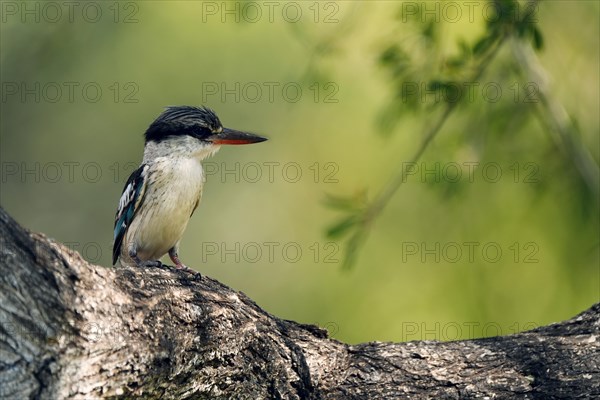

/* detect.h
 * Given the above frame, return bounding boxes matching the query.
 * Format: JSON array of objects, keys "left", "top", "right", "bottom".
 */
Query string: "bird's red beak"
[{"left": 207, "top": 128, "right": 268, "bottom": 145}]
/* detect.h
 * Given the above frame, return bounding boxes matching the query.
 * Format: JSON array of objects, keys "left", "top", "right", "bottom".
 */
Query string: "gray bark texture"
[{"left": 0, "top": 206, "right": 599, "bottom": 399}]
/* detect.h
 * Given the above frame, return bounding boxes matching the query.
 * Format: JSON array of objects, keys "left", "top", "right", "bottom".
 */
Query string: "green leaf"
[
  {"left": 379, "top": 46, "right": 411, "bottom": 78},
  {"left": 340, "top": 229, "right": 368, "bottom": 270},
  {"left": 422, "top": 21, "right": 436, "bottom": 41},
  {"left": 473, "top": 35, "right": 495, "bottom": 56},
  {"left": 379, "top": 45, "right": 400, "bottom": 66},
  {"left": 532, "top": 27, "right": 544, "bottom": 50},
  {"left": 428, "top": 80, "right": 444, "bottom": 91},
  {"left": 326, "top": 215, "right": 359, "bottom": 239},
  {"left": 446, "top": 57, "right": 466, "bottom": 69},
  {"left": 341, "top": 245, "right": 359, "bottom": 271},
  {"left": 458, "top": 38, "right": 471, "bottom": 56},
  {"left": 324, "top": 194, "right": 355, "bottom": 210},
  {"left": 324, "top": 191, "right": 367, "bottom": 211},
  {"left": 493, "top": 0, "right": 517, "bottom": 26}
]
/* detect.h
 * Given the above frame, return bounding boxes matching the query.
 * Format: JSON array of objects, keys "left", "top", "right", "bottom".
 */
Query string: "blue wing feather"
[{"left": 112, "top": 165, "right": 148, "bottom": 264}]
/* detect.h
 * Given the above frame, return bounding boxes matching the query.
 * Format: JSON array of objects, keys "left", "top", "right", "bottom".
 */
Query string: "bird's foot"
[
  {"left": 129, "top": 249, "right": 164, "bottom": 269},
  {"left": 174, "top": 264, "right": 201, "bottom": 279},
  {"left": 169, "top": 249, "right": 202, "bottom": 279}
]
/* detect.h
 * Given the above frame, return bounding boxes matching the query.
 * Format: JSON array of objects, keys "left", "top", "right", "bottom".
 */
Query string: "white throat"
[{"left": 142, "top": 136, "right": 221, "bottom": 163}]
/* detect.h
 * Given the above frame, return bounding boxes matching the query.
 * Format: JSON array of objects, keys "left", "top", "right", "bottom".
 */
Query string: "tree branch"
[
  {"left": 1, "top": 206, "right": 598, "bottom": 399},
  {"left": 510, "top": 38, "right": 600, "bottom": 198},
  {"left": 338, "top": 32, "right": 508, "bottom": 269}
]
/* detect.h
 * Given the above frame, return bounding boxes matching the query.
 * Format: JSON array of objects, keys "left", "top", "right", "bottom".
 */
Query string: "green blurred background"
[{"left": 1, "top": 1, "right": 598, "bottom": 344}]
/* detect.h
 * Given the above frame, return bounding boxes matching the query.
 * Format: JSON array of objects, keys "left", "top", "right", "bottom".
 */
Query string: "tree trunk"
[{"left": 0, "top": 206, "right": 598, "bottom": 399}]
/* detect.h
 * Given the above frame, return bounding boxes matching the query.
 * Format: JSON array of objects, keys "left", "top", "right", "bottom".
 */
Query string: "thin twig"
[
  {"left": 342, "top": 36, "right": 508, "bottom": 269},
  {"left": 511, "top": 39, "right": 600, "bottom": 198}
]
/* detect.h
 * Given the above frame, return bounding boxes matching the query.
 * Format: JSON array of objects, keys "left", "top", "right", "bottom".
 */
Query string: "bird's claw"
[
  {"left": 168, "top": 249, "right": 201, "bottom": 279},
  {"left": 174, "top": 264, "right": 202, "bottom": 280},
  {"left": 132, "top": 253, "right": 201, "bottom": 279}
]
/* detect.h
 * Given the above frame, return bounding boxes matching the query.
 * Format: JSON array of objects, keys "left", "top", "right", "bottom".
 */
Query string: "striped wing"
[{"left": 112, "top": 165, "right": 149, "bottom": 265}]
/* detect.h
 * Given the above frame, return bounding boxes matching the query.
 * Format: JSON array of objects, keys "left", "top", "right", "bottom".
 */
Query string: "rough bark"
[{"left": 0, "top": 206, "right": 598, "bottom": 400}]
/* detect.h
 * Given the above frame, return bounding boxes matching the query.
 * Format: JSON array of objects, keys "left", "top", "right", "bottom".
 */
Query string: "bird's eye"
[{"left": 190, "top": 126, "right": 212, "bottom": 140}]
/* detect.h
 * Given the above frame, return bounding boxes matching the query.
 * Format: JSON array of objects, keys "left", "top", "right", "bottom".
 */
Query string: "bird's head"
[{"left": 143, "top": 106, "right": 267, "bottom": 160}]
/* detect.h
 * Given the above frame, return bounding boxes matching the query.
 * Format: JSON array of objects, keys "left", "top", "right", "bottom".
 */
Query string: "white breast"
[{"left": 127, "top": 157, "right": 205, "bottom": 261}]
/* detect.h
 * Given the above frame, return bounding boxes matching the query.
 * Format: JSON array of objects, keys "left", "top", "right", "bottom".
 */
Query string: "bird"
[{"left": 112, "top": 105, "right": 267, "bottom": 275}]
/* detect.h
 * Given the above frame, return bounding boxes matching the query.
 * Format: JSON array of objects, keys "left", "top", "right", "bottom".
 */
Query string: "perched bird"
[{"left": 113, "top": 106, "right": 267, "bottom": 274}]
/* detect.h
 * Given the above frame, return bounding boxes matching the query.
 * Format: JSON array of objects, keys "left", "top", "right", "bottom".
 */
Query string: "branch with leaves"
[{"left": 324, "top": 0, "right": 597, "bottom": 269}]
